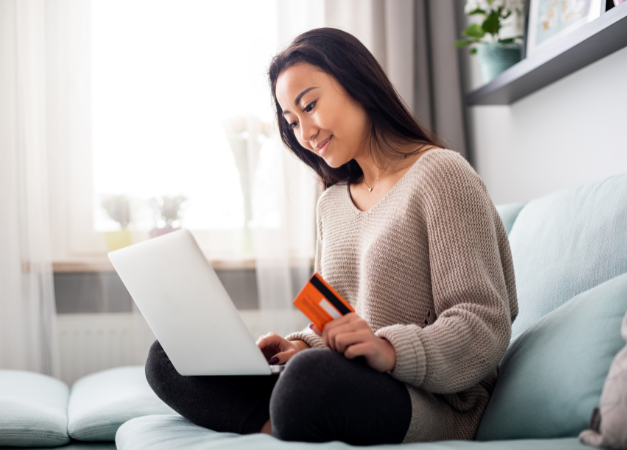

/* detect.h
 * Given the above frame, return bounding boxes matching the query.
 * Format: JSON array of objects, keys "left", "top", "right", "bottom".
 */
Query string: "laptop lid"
[{"left": 108, "top": 228, "right": 274, "bottom": 376}]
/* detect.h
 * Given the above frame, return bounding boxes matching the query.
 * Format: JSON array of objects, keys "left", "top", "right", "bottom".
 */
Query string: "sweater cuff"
[
  {"left": 284, "top": 330, "right": 327, "bottom": 349},
  {"left": 375, "top": 324, "right": 426, "bottom": 387}
]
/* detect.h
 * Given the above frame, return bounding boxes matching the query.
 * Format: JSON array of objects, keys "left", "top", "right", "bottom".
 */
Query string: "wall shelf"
[{"left": 467, "top": 3, "right": 627, "bottom": 106}]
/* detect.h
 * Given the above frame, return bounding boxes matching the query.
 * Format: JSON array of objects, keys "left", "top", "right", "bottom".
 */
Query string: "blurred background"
[{"left": 1, "top": 0, "right": 625, "bottom": 385}]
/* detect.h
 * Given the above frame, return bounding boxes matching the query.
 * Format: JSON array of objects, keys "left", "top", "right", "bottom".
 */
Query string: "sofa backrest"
[
  {"left": 495, "top": 202, "right": 527, "bottom": 236},
  {"left": 501, "top": 173, "right": 627, "bottom": 339}
]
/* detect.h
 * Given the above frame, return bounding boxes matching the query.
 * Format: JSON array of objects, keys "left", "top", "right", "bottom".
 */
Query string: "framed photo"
[{"left": 525, "top": 0, "right": 605, "bottom": 57}]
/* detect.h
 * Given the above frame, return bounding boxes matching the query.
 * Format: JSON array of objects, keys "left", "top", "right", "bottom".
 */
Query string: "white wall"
[{"left": 464, "top": 35, "right": 627, "bottom": 205}]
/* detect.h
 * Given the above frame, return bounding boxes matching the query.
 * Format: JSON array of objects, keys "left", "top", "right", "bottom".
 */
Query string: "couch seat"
[{"left": 116, "top": 415, "right": 591, "bottom": 450}]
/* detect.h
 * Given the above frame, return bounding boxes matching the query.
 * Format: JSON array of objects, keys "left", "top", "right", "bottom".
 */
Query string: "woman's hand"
[
  {"left": 311, "top": 313, "right": 396, "bottom": 373},
  {"left": 256, "top": 333, "right": 309, "bottom": 365}
]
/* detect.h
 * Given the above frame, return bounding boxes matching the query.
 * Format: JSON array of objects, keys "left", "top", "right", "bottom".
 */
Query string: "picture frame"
[{"left": 525, "top": 0, "right": 606, "bottom": 57}]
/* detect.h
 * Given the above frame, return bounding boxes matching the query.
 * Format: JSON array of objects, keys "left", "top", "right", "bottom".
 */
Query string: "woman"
[{"left": 145, "top": 27, "right": 518, "bottom": 445}]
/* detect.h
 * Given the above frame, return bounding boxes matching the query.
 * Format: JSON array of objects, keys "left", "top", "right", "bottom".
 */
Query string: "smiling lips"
[{"left": 316, "top": 135, "right": 332, "bottom": 155}]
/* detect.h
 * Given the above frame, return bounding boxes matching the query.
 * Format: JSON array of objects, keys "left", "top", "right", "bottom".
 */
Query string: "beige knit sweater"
[{"left": 284, "top": 149, "right": 518, "bottom": 444}]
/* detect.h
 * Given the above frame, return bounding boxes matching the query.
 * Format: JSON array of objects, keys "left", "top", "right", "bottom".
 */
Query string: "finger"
[
  {"left": 343, "top": 342, "right": 374, "bottom": 360},
  {"left": 256, "top": 334, "right": 272, "bottom": 346},
  {"left": 335, "top": 329, "right": 371, "bottom": 354},
  {"left": 259, "top": 332, "right": 296, "bottom": 353},
  {"left": 322, "top": 313, "right": 352, "bottom": 332},
  {"left": 259, "top": 333, "right": 281, "bottom": 344},
  {"left": 257, "top": 336, "right": 281, "bottom": 358},
  {"left": 327, "top": 322, "right": 366, "bottom": 350},
  {"left": 271, "top": 350, "right": 295, "bottom": 365},
  {"left": 322, "top": 316, "right": 350, "bottom": 348},
  {"left": 256, "top": 332, "right": 272, "bottom": 343},
  {"left": 310, "top": 324, "right": 322, "bottom": 336},
  {"left": 258, "top": 344, "right": 275, "bottom": 359},
  {"left": 321, "top": 313, "right": 362, "bottom": 347}
]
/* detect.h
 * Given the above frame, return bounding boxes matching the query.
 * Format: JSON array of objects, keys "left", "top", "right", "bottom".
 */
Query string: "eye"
[
  {"left": 303, "top": 101, "right": 316, "bottom": 113},
  {"left": 288, "top": 121, "right": 298, "bottom": 130}
]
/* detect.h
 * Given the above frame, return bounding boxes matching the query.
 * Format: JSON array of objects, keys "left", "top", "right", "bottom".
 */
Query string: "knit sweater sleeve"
[
  {"left": 283, "top": 194, "right": 328, "bottom": 349},
  {"left": 374, "top": 152, "right": 514, "bottom": 394}
]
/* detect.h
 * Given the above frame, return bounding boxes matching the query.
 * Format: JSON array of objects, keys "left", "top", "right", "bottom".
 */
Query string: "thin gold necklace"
[{"left": 363, "top": 158, "right": 394, "bottom": 193}]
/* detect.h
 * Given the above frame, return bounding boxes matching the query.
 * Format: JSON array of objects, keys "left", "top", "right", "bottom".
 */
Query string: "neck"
[{"left": 353, "top": 143, "right": 418, "bottom": 186}]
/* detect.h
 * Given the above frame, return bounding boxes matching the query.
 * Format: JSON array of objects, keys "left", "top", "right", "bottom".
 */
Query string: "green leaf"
[
  {"left": 470, "top": 47, "right": 478, "bottom": 55},
  {"left": 482, "top": 10, "right": 501, "bottom": 36},
  {"left": 455, "top": 39, "right": 475, "bottom": 48},
  {"left": 462, "top": 23, "right": 485, "bottom": 39},
  {"left": 467, "top": 7, "right": 487, "bottom": 15}
]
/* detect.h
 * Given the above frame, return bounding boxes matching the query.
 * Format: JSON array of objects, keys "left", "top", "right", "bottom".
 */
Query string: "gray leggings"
[{"left": 145, "top": 340, "right": 412, "bottom": 445}]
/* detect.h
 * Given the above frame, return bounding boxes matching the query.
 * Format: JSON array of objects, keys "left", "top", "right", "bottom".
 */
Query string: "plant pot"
[
  {"left": 150, "top": 226, "right": 179, "bottom": 239},
  {"left": 105, "top": 229, "right": 132, "bottom": 252},
  {"left": 477, "top": 42, "right": 522, "bottom": 84}
]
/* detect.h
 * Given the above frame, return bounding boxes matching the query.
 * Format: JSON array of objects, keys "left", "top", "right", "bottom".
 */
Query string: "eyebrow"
[{"left": 282, "top": 87, "right": 318, "bottom": 116}]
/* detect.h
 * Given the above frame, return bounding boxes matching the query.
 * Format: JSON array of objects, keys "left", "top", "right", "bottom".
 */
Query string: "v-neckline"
[{"left": 345, "top": 151, "right": 432, "bottom": 217}]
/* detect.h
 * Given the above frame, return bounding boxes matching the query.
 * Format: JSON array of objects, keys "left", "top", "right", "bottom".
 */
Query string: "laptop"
[{"left": 108, "top": 228, "right": 286, "bottom": 376}]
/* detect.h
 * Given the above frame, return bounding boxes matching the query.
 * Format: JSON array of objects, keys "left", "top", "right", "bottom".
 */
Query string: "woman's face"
[{"left": 275, "top": 62, "right": 371, "bottom": 168}]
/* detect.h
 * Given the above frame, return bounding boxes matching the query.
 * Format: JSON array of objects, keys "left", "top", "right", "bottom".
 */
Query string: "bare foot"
[{"left": 259, "top": 418, "right": 272, "bottom": 435}]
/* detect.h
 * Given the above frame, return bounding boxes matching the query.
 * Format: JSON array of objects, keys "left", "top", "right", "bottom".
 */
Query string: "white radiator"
[
  {"left": 57, "top": 310, "right": 309, "bottom": 386},
  {"left": 57, "top": 313, "right": 155, "bottom": 386}
]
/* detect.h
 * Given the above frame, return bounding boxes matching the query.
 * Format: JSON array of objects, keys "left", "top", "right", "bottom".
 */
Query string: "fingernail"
[
  {"left": 309, "top": 323, "right": 314, "bottom": 329},
  {"left": 269, "top": 356, "right": 279, "bottom": 365}
]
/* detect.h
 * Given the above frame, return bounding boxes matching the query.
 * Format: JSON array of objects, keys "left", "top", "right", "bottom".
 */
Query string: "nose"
[{"left": 299, "top": 118, "right": 318, "bottom": 148}]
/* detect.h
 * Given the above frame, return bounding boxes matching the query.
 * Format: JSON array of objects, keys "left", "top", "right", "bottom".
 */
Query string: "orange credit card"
[{"left": 293, "top": 272, "right": 354, "bottom": 330}]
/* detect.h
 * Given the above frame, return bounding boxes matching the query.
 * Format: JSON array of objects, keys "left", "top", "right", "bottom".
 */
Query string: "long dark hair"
[{"left": 268, "top": 27, "right": 444, "bottom": 190}]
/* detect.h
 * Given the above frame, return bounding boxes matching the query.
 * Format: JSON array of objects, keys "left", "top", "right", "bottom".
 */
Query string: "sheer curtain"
[
  {"left": 0, "top": 0, "right": 60, "bottom": 377},
  {"left": 248, "top": 1, "right": 324, "bottom": 338}
]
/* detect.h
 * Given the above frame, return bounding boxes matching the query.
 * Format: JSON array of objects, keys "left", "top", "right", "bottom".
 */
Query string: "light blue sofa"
[{"left": 2, "top": 172, "right": 627, "bottom": 449}]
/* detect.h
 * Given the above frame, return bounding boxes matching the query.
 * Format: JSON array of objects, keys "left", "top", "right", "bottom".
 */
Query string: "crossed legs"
[{"left": 145, "top": 340, "right": 411, "bottom": 445}]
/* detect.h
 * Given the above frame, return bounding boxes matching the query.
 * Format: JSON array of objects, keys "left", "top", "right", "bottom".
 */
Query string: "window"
[{"left": 61, "top": 0, "right": 317, "bottom": 261}]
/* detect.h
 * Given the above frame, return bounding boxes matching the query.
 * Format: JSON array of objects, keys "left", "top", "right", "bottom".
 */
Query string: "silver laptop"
[{"left": 108, "top": 228, "right": 286, "bottom": 376}]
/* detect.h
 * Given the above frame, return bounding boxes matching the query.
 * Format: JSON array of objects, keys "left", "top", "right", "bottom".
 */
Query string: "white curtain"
[
  {"left": 249, "top": 132, "right": 320, "bottom": 338},
  {"left": 0, "top": 0, "right": 60, "bottom": 377}
]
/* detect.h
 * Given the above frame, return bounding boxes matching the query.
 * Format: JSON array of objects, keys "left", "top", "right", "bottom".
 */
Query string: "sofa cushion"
[
  {"left": 4, "top": 443, "right": 117, "bottom": 449},
  {"left": 67, "top": 366, "right": 177, "bottom": 441},
  {"left": 116, "top": 415, "right": 590, "bottom": 449},
  {"left": 507, "top": 173, "right": 627, "bottom": 339},
  {"left": 476, "top": 272, "right": 627, "bottom": 441},
  {"left": 495, "top": 202, "right": 527, "bottom": 236},
  {"left": 0, "top": 370, "right": 70, "bottom": 447}
]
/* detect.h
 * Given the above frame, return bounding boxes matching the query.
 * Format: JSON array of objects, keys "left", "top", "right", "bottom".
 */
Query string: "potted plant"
[
  {"left": 101, "top": 194, "right": 133, "bottom": 251},
  {"left": 456, "top": 0, "right": 525, "bottom": 84},
  {"left": 150, "top": 195, "right": 188, "bottom": 238}
]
